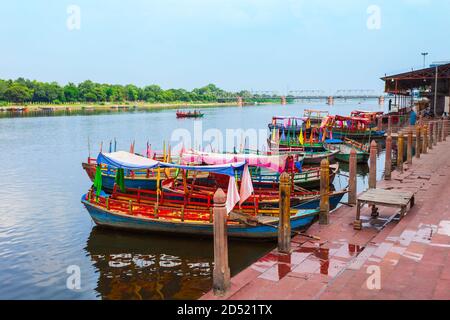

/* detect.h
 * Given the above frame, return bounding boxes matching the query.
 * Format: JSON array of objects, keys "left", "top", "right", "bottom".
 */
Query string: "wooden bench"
[{"left": 354, "top": 189, "right": 415, "bottom": 230}]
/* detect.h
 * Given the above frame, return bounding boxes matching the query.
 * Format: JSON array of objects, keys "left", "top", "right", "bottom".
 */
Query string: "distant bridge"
[{"left": 217, "top": 89, "right": 384, "bottom": 105}]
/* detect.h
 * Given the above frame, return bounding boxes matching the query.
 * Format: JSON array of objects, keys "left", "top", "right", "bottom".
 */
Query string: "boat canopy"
[
  {"left": 351, "top": 110, "right": 384, "bottom": 116},
  {"left": 320, "top": 115, "right": 371, "bottom": 128},
  {"left": 303, "top": 109, "right": 330, "bottom": 117},
  {"left": 97, "top": 151, "right": 247, "bottom": 177},
  {"left": 272, "top": 116, "right": 307, "bottom": 121},
  {"left": 181, "top": 151, "right": 288, "bottom": 173},
  {"left": 333, "top": 115, "right": 371, "bottom": 123}
]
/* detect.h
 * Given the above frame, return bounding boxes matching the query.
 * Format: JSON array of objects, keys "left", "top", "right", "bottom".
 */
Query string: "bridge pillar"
[
  {"left": 281, "top": 96, "right": 287, "bottom": 105},
  {"left": 327, "top": 96, "right": 334, "bottom": 105},
  {"left": 379, "top": 96, "right": 385, "bottom": 106},
  {"left": 237, "top": 96, "right": 243, "bottom": 107}
]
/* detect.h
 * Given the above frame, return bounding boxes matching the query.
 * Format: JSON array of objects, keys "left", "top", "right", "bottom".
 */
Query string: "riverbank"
[
  {"left": 0, "top": 101, "right": 283, "bottom": 113},
  {"left": 202, "top": 124, "right": 450, "bottom": 300}
]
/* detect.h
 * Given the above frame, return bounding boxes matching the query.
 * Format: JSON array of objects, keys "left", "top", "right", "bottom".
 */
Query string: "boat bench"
[{"left": 353, "top": 188, "right": 415, "bottom": 230}]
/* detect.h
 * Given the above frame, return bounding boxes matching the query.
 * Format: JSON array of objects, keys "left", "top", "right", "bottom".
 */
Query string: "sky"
[{"left": 0, "top": 0, "right": 449, "bottom": 93}]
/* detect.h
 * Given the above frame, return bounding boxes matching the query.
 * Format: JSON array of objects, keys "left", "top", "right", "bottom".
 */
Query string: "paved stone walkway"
[{"left": 202, "top": 139, "right": 450, "bottom": 300}]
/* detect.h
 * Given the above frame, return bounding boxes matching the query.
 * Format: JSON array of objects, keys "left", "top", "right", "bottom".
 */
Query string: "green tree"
[
  {"left": 125, "top": 84, "right": 139, "bottom": 101},
  {"left": 64, "top": 83, "right": 79, "bottom": 102},
  {"left": 78, "top": 80, "right": 96, "bottom": 102},
  {"left": 0, "top": 80, "right": 9, "bottom": 101},
  {"left": 4, "top": 84, "right": 33, "bottom": 103}
]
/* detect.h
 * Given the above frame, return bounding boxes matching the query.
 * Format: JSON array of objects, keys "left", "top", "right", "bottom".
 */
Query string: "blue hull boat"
[
  {"left": 291, "top": 191, "right": 347, "bottom": 210},
  {"left": 81, "top": 194, "right": 319, "bottom": 240}
]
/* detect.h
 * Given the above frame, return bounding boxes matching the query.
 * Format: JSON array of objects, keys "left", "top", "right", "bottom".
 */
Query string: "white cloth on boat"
[
  {"left": 239, "top": 165, "right": 254, "bottom": 205},
  {"left": 226, "top": 176, "right": 240, "bottom": 214}
]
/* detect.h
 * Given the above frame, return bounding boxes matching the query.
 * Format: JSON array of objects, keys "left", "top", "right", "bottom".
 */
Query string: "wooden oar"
[
  {"left": 289, "top": 189, "right": 349, "bottom": 208},
  {"left": 230, "top": 211, "right": 321, "bottom": 241}
]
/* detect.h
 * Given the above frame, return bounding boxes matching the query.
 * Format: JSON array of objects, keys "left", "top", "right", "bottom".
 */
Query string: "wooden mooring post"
[
  {"left": 407, "top": 129, "right": 413, "bottom": 164},
  {"left": 397, "top": 132, "right": 404, "bottom": 172},
  {"left": 213, "top": 188, "right": 230, "bottom": 296},
  {"left": 415, "top": 126, "right": 421, "bottom": 159},
  {"left": 437, "top": 120, "right": 442, "bottom": 143},
  {"left": 319, "top": 159, "right": 330, "bottom": 225},
  {"left": 278, "top": 172, "right": 291, "bottom": 253},
  {"left": 385, "top": 135, "right": 392, "bottom": 180},
  {"left": 433, "top": 121, "right": 438, "bottom": 147},
  {"left": 388, "top": 116, "right": 392, "bottom": 134},
  {"left": 422, "top": 126, "right": 428, "bottom": 154},
  {"left": 369, "top": 140, "right": 377, "bottom": 189},
  {"left": 443, "top": 120, "right": 447, "bottom": 141},
  {"left": 429, "top": 122, "right": 433, "bottom": 150},
  {"left": 348, "top": 149, "right": 357, "bottom": 205}
]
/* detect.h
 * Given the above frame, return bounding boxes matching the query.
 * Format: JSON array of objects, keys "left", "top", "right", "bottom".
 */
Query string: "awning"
[
  {"left": 96, "top": 151, "right": 253, "bottom": 214},
  {"left": 97, "top": 151, "right": 160, "bottom": 170},
  {"left": 181, "top": 151, "right": 287, "bottom": 173},
  {"left": 97, "top": 151, "right": 246, "bottom": 177}
]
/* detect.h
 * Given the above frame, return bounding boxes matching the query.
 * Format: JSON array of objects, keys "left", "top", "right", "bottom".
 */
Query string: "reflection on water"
[
  {"left": 85, "top": 227, "right": 273, "bottom": 300},
  {"left": 338, "top": 162, "right": 370, "bottom": 177}
]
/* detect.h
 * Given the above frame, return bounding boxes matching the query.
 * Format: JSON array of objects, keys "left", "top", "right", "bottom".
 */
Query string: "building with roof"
[{"left": 381, "top": 62, "right": 450, "bottom": 116}]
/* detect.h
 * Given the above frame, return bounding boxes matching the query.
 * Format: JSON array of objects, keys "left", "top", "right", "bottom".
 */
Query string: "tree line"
[{"left": 0, "top": 78, "right": 276, "bottom": 105}]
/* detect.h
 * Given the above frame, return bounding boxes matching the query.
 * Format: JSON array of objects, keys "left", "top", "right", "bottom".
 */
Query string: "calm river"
[{"left": 0, "top": 100, "right": 386, "bottom": 299}]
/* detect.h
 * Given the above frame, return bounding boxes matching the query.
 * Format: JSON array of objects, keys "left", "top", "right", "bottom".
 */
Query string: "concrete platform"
[{"left": 201, "top": 139, "right": 450, "bottom": 300}]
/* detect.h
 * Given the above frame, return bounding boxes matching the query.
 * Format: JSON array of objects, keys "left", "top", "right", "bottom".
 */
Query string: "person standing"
[{"left": 410, "top": 108, "right": 417, "bottom": 126}]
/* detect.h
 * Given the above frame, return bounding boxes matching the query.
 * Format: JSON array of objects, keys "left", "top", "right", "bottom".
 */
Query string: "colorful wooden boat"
[
  {"left": 176, "top": 110, "right": 204, "bottom": 118},
  {"left": 268, "top": 140, "right": 325, "bottom": 153},
  {"left": 82, "top": 160, "right": 210, "bottom": 192},
  {"left": 6, "top": 107, "right": 28, "bottom": 112},
  {"left": 321, "top": 115, "right": 385, "bottom": 140},
  {"left": 243, "top": 148, "right": 337, "bottom": 165},
  {"left": 268, "top": 116, "right": 306, "bottom": 132},
  {"left": 81, "top": 191, "right": 320, "bottom": 239},
  {"left": 304, "top": 109, "right": 329, "bottom": 126},
  {"left": 207, "top": 163, "right": 339, "bottom": 190},
  {"left": 250, "top": 164, "right": 339, "bottom": 190},
  {"left": 331, "top": 129, "right": 385, "bottom": 140},
  {"left": 325, "top": 139, "right": 369, "bottom": 164},
  {"left": 268, "top": 116, "right": 327, "bottom": 152},
  {"left": 301, "top": 150, "right": 338, "bottom": 164},
  {"left": 160, "top": 181, "right": 347, "bottom": 211}
]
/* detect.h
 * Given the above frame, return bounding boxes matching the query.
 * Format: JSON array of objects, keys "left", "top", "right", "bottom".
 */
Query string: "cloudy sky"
[{"left": 1, "top": 0, "right": 449, "bottom": 92}]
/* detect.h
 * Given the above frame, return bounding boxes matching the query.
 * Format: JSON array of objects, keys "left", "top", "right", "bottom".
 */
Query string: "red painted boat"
[{"left": 176, "top": 110, "right": 204, "bottom": 118}]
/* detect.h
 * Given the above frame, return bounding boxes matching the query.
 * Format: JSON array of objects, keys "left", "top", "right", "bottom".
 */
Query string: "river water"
[{"left": 0, "top": 100, "right": 386, "bottom": 299}]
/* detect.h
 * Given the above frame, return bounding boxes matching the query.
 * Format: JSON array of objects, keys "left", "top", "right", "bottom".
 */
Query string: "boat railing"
[
  {"left": 87, "top": 188, "right": 290, "bottom": 221},
  {"left": 117, "top": 186, "right": 215, "bottom": 209},
  {"left": 86, "top": 189, "right": 213, "bottom": 222}
]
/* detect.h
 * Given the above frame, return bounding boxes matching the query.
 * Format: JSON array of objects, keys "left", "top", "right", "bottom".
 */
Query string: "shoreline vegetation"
[
  {"left": 0, "top": 78, "right": 282, "bottom": 111},
  {"left": 1, "top": 101, "right": 243, "bottom": 112}
]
